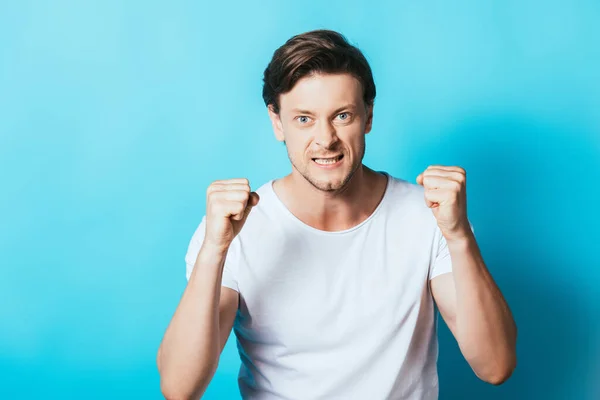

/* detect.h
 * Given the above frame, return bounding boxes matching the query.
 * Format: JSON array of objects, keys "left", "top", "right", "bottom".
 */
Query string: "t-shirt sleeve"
[
  {"left": 429, "top": 221, "right": 475, "bottom": 280},
  {"left": 184, "top": 216, "right": 240, "bottom": 292}
]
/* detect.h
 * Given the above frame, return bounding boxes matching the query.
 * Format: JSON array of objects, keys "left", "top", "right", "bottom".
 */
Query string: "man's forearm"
[
  {"left": 157, "top": 245, "right": 228, "bottom": 399},
  {"left": 447, "top": 233, "right": 517, "bottom": 384}
]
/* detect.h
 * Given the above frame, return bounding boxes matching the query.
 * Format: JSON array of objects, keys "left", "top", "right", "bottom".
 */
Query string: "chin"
[
  {"left": 310, "top": 179, "right": 345, "bottom": 192},
  {"left": 305, "top": 169, "right": 354, "bottom": 192}
]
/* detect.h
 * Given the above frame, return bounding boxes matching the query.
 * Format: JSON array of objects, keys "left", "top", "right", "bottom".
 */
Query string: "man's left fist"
[{"left": 416, "top": 165, "right": 472, "bottom": 242}]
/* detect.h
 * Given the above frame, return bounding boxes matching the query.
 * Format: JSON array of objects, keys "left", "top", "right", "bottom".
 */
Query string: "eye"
[
  {"left": 336, "top": 112, "right": 351, "bottom": 121},
  {"left": 296, "top": 116, "right": 312, "bottom": 124}
]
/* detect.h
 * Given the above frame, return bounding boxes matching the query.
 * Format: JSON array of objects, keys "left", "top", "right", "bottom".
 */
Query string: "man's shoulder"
[
  {"left": 384, "top": 172, "right": 426, "bottom": 204},
  {"left": 240, "top": 178, "right": 281, "bottom": 224},
  {"left": 254, "top": 179, "right": 274, "bottom": 198},
  {"left": 380, "top": 172, "right": 437, "bottom": 225}
]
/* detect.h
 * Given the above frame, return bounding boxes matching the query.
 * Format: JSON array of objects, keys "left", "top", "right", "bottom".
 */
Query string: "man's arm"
[
  {"left": 157, "top": 245, "right": 239, "bottom": 399},
  {"left": 430, "top": 233, "right": 517, "bottom": 385},
  {"left": 157, "top": 178, "right": 259, "bottom": 400},
  {"left": 416, "top": 165, "right": 517, "bottom": 385}
]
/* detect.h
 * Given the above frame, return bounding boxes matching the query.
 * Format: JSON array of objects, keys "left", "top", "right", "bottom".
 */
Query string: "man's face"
[{"left": 268, "top": 73, "right": 373, "bottom": 192}]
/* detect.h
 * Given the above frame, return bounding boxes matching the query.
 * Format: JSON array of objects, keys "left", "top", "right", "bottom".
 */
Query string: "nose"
[{"left": 314, "top": 120, "right": 338, "bottom": 149}]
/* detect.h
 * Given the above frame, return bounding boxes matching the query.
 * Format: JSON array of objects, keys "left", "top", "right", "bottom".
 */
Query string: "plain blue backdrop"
[{"left": 1, "top": 1, "right": 599, "bottom": 399}]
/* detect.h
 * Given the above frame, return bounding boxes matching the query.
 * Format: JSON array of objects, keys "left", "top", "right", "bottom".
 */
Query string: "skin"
[{"left": 156, "top": 72, "right": 517, "bottom": 399}]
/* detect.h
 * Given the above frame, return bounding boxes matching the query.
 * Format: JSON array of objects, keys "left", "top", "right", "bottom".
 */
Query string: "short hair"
[{"left": 262, "top": 29, "right": 376, "bottom": 114}]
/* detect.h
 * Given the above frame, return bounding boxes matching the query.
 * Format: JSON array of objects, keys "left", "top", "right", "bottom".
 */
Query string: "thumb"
[
  {"left": 416, "top": 173, "right": 423, "bottom": 186},
  {"left": 248, "top": 192, "right": 260, "bottom": 207},
  {"left": 238, "top": 192, "right": 259, "bottom": 223}
]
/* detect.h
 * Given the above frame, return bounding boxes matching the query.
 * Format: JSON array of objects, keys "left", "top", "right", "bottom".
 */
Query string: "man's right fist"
[{"left": 203, "top": 178, "right": 259, "bottom": 251}]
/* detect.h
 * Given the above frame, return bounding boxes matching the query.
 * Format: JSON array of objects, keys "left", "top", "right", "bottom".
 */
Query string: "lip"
[{"left": 311, "top": 154, "right": 344, "bottom": 169}]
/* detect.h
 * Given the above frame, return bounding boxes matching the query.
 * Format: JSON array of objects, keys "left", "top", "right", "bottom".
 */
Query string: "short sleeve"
[
  {"left": 184, "top": 216, "right": 240, "bottom": 292},
  {"left": 429, "top": 221, "right": 475, "bottom": 280}
]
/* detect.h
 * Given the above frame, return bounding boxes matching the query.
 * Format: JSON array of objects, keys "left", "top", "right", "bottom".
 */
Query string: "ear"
[
  {"left": 267, "top": 105, "right": 285, "bottom": 142},
  {"left": 364, "top": 104, "right": 374, "bottom": 134}
]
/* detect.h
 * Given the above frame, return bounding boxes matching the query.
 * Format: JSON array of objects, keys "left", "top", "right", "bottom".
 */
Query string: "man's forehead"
[{"left": 279, "top": 73, "right": 363, "bottom": 112}]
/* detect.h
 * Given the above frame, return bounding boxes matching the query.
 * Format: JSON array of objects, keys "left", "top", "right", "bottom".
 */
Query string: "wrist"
[
  {"left": 443, "top": 223, "right": 474, "bottom": 244},
  {"left": 442, "top": 219, "right": 472, "bottom": 242},
  {"left": 445, "top": 230, "right": 475, "bottom": 252},
  {"left": 199, "top": 241, "right": 230, "bottom": 260}
]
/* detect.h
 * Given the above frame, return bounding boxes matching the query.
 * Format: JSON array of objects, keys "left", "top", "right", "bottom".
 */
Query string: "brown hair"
[{"left": 262, "top": 29, "right": 376, "bottom": 114}]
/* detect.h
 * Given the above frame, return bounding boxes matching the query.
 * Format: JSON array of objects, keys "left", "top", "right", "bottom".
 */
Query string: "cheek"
[
  {"left": 284, "top": 132, "right": 313, "bottom": 156},
  {"left": 342, "top": 130, "right": 365, "bottom": 153}
]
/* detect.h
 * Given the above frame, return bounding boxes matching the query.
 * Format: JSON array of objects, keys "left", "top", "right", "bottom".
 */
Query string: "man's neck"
[{"left": 273, "top": 165, "right": 388, "bottom": 232}]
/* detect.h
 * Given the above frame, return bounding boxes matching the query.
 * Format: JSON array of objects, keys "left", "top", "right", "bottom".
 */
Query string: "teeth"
[{"left": 314, "top": 156, "right": 341, "bottom": 165}]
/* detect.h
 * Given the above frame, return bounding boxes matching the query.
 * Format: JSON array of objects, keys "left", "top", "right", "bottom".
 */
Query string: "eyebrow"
[{"left": 291, "top": 104, "right": 357, "bottom": 116}]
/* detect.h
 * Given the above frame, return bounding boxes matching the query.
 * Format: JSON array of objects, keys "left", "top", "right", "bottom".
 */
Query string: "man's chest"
[{"left": 233, "top": 229, "right": 434, "bottom": 348}]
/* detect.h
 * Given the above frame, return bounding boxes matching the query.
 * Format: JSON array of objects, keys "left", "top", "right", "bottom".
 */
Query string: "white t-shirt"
[{"left": 185, "top": 172, "right": 462, "bottom": 400}]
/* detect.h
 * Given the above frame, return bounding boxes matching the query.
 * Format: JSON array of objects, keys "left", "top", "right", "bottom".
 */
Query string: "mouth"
[{"left": 311, "top": 154, "right": 344, "bottom": 167}]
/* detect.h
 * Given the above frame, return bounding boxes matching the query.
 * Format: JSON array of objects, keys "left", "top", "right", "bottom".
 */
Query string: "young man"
[{"left": 157, "top": 30, "right": 517, "bottom": 400}]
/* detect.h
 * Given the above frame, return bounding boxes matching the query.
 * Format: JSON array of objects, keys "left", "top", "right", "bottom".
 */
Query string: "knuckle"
[
  {"left": 207, "top": 189, "right": 219, "bottom": 200},
  {"left": 207, "top": 182, "right": 221, "bottom": 193},
  {"left": 230, "top": 178, "right": 249, "bottom": 185},
  {"left": 232, "top": 191, "right": 246, "bottom": 201}
]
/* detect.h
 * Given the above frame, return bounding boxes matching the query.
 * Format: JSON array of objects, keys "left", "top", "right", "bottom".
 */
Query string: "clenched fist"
[
  {"left": 203, "top": 178, "right": 259, "bottom": 251},
  {"left": 416, "top": 165, "right": 471, "bottom": 242}
]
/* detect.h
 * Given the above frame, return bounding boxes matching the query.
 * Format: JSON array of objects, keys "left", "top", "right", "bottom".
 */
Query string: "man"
[{"left": 157, "top": 30, "right": 517, "bottom": 400}]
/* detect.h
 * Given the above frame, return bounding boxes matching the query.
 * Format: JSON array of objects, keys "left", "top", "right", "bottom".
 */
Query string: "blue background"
[{"left": 1, "top": 1, "right": 599, "bottom": 399}]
